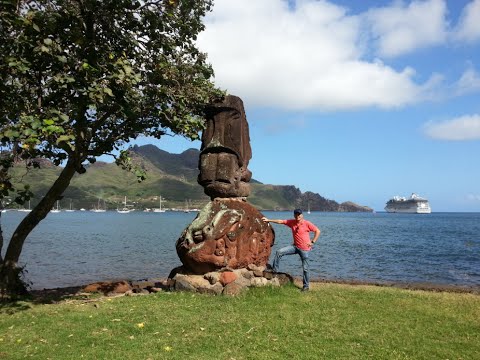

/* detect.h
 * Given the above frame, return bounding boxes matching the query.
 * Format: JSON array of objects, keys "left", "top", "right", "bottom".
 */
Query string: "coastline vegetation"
[
  {"left": 4, "top": 145, "right": 372, "bottom": 212},
  {"left": 1, "top": 283, "right": 479, "bottom": 359}
]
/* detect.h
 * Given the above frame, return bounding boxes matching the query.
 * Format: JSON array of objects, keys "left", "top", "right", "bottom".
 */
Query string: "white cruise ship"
[{"left": 384, "top": 193, "right": 431, "bottom": 214}]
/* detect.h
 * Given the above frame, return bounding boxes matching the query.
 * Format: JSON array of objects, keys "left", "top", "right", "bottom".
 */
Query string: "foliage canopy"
[{"left": 1, "top": 0, "right": 222, "bottom": 167}]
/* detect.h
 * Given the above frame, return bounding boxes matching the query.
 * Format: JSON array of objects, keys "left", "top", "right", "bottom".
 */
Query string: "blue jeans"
[{"left": 272, "top": 245, "right": 310, "bottom": 289}]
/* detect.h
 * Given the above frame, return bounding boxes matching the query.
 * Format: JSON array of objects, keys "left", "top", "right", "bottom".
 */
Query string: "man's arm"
[
  {"left": 261, "top": 217, "right": 285, "bottom": 224},
  {"left": 311, "top": 228, "right": 321, "bottom": 245}
]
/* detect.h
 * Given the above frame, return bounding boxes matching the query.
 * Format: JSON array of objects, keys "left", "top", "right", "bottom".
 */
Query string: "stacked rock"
[{"left": 170, "top": 264, "right": 293, "bottom": 296}]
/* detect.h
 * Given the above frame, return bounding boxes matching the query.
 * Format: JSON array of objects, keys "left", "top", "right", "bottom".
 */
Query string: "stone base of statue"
[
  {"left": 167, "top": 264, "right": 293, "bottom": 296},
  {"left": 175, "top": 198, "right": 275, "bottom": 274}
]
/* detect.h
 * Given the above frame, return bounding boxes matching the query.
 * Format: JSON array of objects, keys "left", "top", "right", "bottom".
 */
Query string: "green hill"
[{"left": 8, "top": 145, "right": 372, "bottom": 212}]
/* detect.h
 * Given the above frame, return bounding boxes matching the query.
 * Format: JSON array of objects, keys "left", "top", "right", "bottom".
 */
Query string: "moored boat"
[
  {"left": 50, "top": 200, "right": 61, "bottom": 213},
  {"left": 18, "top": 200, "right": 32, "bottom": 212},
  {"left": 65, "top": 199, "right": 75, "bottom": 212},
  {"left": 153, "top": 195, "right": 165, "bottom": 213},
  {"left": 91, "top": 198, "right": 107, "bottom": 212},
  {"left": 117, "top": 196, "right": 133, "bottom": 213}
]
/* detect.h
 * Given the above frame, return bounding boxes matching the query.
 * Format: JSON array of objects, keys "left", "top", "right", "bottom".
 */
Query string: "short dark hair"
[{"left": 293, "top": 208, "right": 303, "bottom": 215}]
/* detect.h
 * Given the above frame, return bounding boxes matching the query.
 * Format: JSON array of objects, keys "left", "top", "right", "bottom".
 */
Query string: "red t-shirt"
[{"left": 281, "top": 219, "right": 319, "bottom": 251}]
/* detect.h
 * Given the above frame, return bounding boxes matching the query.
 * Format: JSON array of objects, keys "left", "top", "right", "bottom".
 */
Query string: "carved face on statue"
[
  {"left": 176, "top": 199, "right": 274, "bottom": 274},
  {"left": 198, "top": 95, "right": 252, "bottom": 199}
]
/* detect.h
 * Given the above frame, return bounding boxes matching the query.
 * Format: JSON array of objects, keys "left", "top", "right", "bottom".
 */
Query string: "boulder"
[
  {"left": 247, "top": 264, "right": 266, "bottom": 272},
  {"left": 233, "top": 275, "right": 251, "bottom": 288},
  {"left": 174, "top": 274, "right": 210, "bottom": 289},
  {"left": 176, "top": 198, "right": 275, "bottom": 274},
  {"left": 250, "top": 277, "right": 269, "bottom": 287},
  {"left": 253, "top": 269, "right": 264, "bottom": 277},
  {"left": 83, "top": 280, "right": 131, "bottom": 294},
  {"left": 219, "top": 271, "right": 237, "bottom": 286},
  {"left": 198, "top": 282, "right": 224, "bottom": 296},
  {"left": 223, "top": 282, "right": 245, "bottom": 296},
  {"left": 204, "top": 271, "right": 221, "bottom": 285},
  {"left": 174, "top": 277, "right": 197, "bottom": 293},
  {"left": 275, "top": 272, "right": 295, "bottom": 286},
  {"left": 239, "top": 270, "right": 254, "bottom": 280}
]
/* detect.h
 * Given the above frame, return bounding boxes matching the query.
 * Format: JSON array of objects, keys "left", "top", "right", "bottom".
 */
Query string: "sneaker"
[
  {"left": 263, "top": 266, "right": 277, "bottom": 274},
  {"left": 301, "top": 287, "right": 309, "bottom": 292}
]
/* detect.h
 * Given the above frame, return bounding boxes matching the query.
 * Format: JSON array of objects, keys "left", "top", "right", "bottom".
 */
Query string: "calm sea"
[{"left": 1, "top": 210, "right": 479, "bottom": 290}]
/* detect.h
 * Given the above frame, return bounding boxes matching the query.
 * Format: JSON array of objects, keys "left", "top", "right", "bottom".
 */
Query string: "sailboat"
[
  {"left": 307, "top": 202, "right": 311, "bottom": 214},
  {"left": 184, "top": 199, "right": 190, "bottom": 213},
  {"left": 153, "top": 196, "right": 166, "bottom": 213},
  {"left": 117, "top": 196, "right": 133, "bottom": 213},
  {"left": 65, "top": 199, "right": 75, "bottom": 212},
  {"left": 50, "top": 200, "right": 61, "bottom": 213},
  {"left": 91, "top": 198, "right": 106, "bottom": 212},
  {"left": 18, "top": 200, "right": 32, "bottom": 212}
]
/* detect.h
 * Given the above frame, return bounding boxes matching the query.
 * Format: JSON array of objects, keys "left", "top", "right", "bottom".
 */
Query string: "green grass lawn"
[{"left": 1, "top": 283, "right": 479, "bottom": 359}]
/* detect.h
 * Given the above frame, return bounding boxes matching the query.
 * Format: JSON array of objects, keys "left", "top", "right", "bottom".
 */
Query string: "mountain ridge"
[
  {"left": 126, "top": 145, "right": 372, "bottom": 212},
  {"left": 8, "top": 144, "right": 372, "bottom": 212}
]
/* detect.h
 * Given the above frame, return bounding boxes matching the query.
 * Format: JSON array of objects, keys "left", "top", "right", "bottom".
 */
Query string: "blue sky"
[{"left": 133, "top": 0, "right": 480, "bottom": 212}]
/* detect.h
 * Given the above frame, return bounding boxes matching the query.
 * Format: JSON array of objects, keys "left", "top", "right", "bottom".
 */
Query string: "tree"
[{"left": 0, "top": 0, "right": 223, "bottom": 295}]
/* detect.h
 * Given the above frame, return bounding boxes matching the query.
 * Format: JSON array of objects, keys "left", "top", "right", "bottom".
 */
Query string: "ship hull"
[{"left": 384, "top": 205, "right": 431, "bottom": 214}]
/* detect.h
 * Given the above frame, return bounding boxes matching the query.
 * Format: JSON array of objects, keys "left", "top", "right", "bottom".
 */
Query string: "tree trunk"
[
  {"left": 0, "top": 160, "right": 77, "bottom": 295},
  {"left": 0, "top": 211, "right": 4, "bottom": 263}
]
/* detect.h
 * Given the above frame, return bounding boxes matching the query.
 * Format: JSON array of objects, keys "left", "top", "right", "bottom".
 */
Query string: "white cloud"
[
  {"left": 424, "top": 114, "right": 480, "bottom": 140},
  {"left": 453, "top": 0, "right": 480, "bottom": 43},
  {"left": 454, "top": 65, "right": 480, "bottom": 95},
  {"left": 197, "top": 0, "right": 439, "bottom": 111},
  {"left": 365, "top": 0, "right": 448, "bottom": 57}
]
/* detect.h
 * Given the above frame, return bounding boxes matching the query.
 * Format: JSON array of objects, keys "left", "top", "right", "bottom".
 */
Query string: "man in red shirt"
[{"left": 262, "top": 209, "right": 321, "bottom": 291}]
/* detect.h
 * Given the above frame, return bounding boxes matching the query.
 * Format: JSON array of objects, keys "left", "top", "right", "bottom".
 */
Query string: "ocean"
[{"left": 1, "top": 210, "right": 479, "bottom": 290}]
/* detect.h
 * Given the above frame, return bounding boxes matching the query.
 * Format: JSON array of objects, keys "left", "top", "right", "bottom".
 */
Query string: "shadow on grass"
[
  {"left": 28, "top": 286, "right": 87, "bottom": 303},
  {"left": 1, "top": 285, "right": 88, "bottom": 313},
  {"left": 0, "top": 299, "right": 32, "bottom": 314}
]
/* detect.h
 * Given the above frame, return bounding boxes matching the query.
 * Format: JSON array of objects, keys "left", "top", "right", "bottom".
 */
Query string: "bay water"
[{"left": 1, "top": 210, "right": 479, "bottom": 290}]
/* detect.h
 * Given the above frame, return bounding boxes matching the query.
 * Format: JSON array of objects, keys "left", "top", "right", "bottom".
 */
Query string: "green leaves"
[
  {"left": 0, "top": 111, "right": 73, "bottom": 160},
  {"left": 115, "top": 150, "right": 147, "bottom": 183},
  {"left": 103, "top": 87, "right": 113, "bottom": 97},
  {"left": 2, "top": 129, "right": 20, "bottom": 139},
  {"left": 0, "top": 153, "right": 33, "bottom": 206},
  {"left": 56, "top": 134, "right": 75, "bottom": 151},
  {"left": 31, "top": 119, "right": 42, "bottom": 130},
  {"left": 1, "top": 0, "right": 223, "bottom": 194}
]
